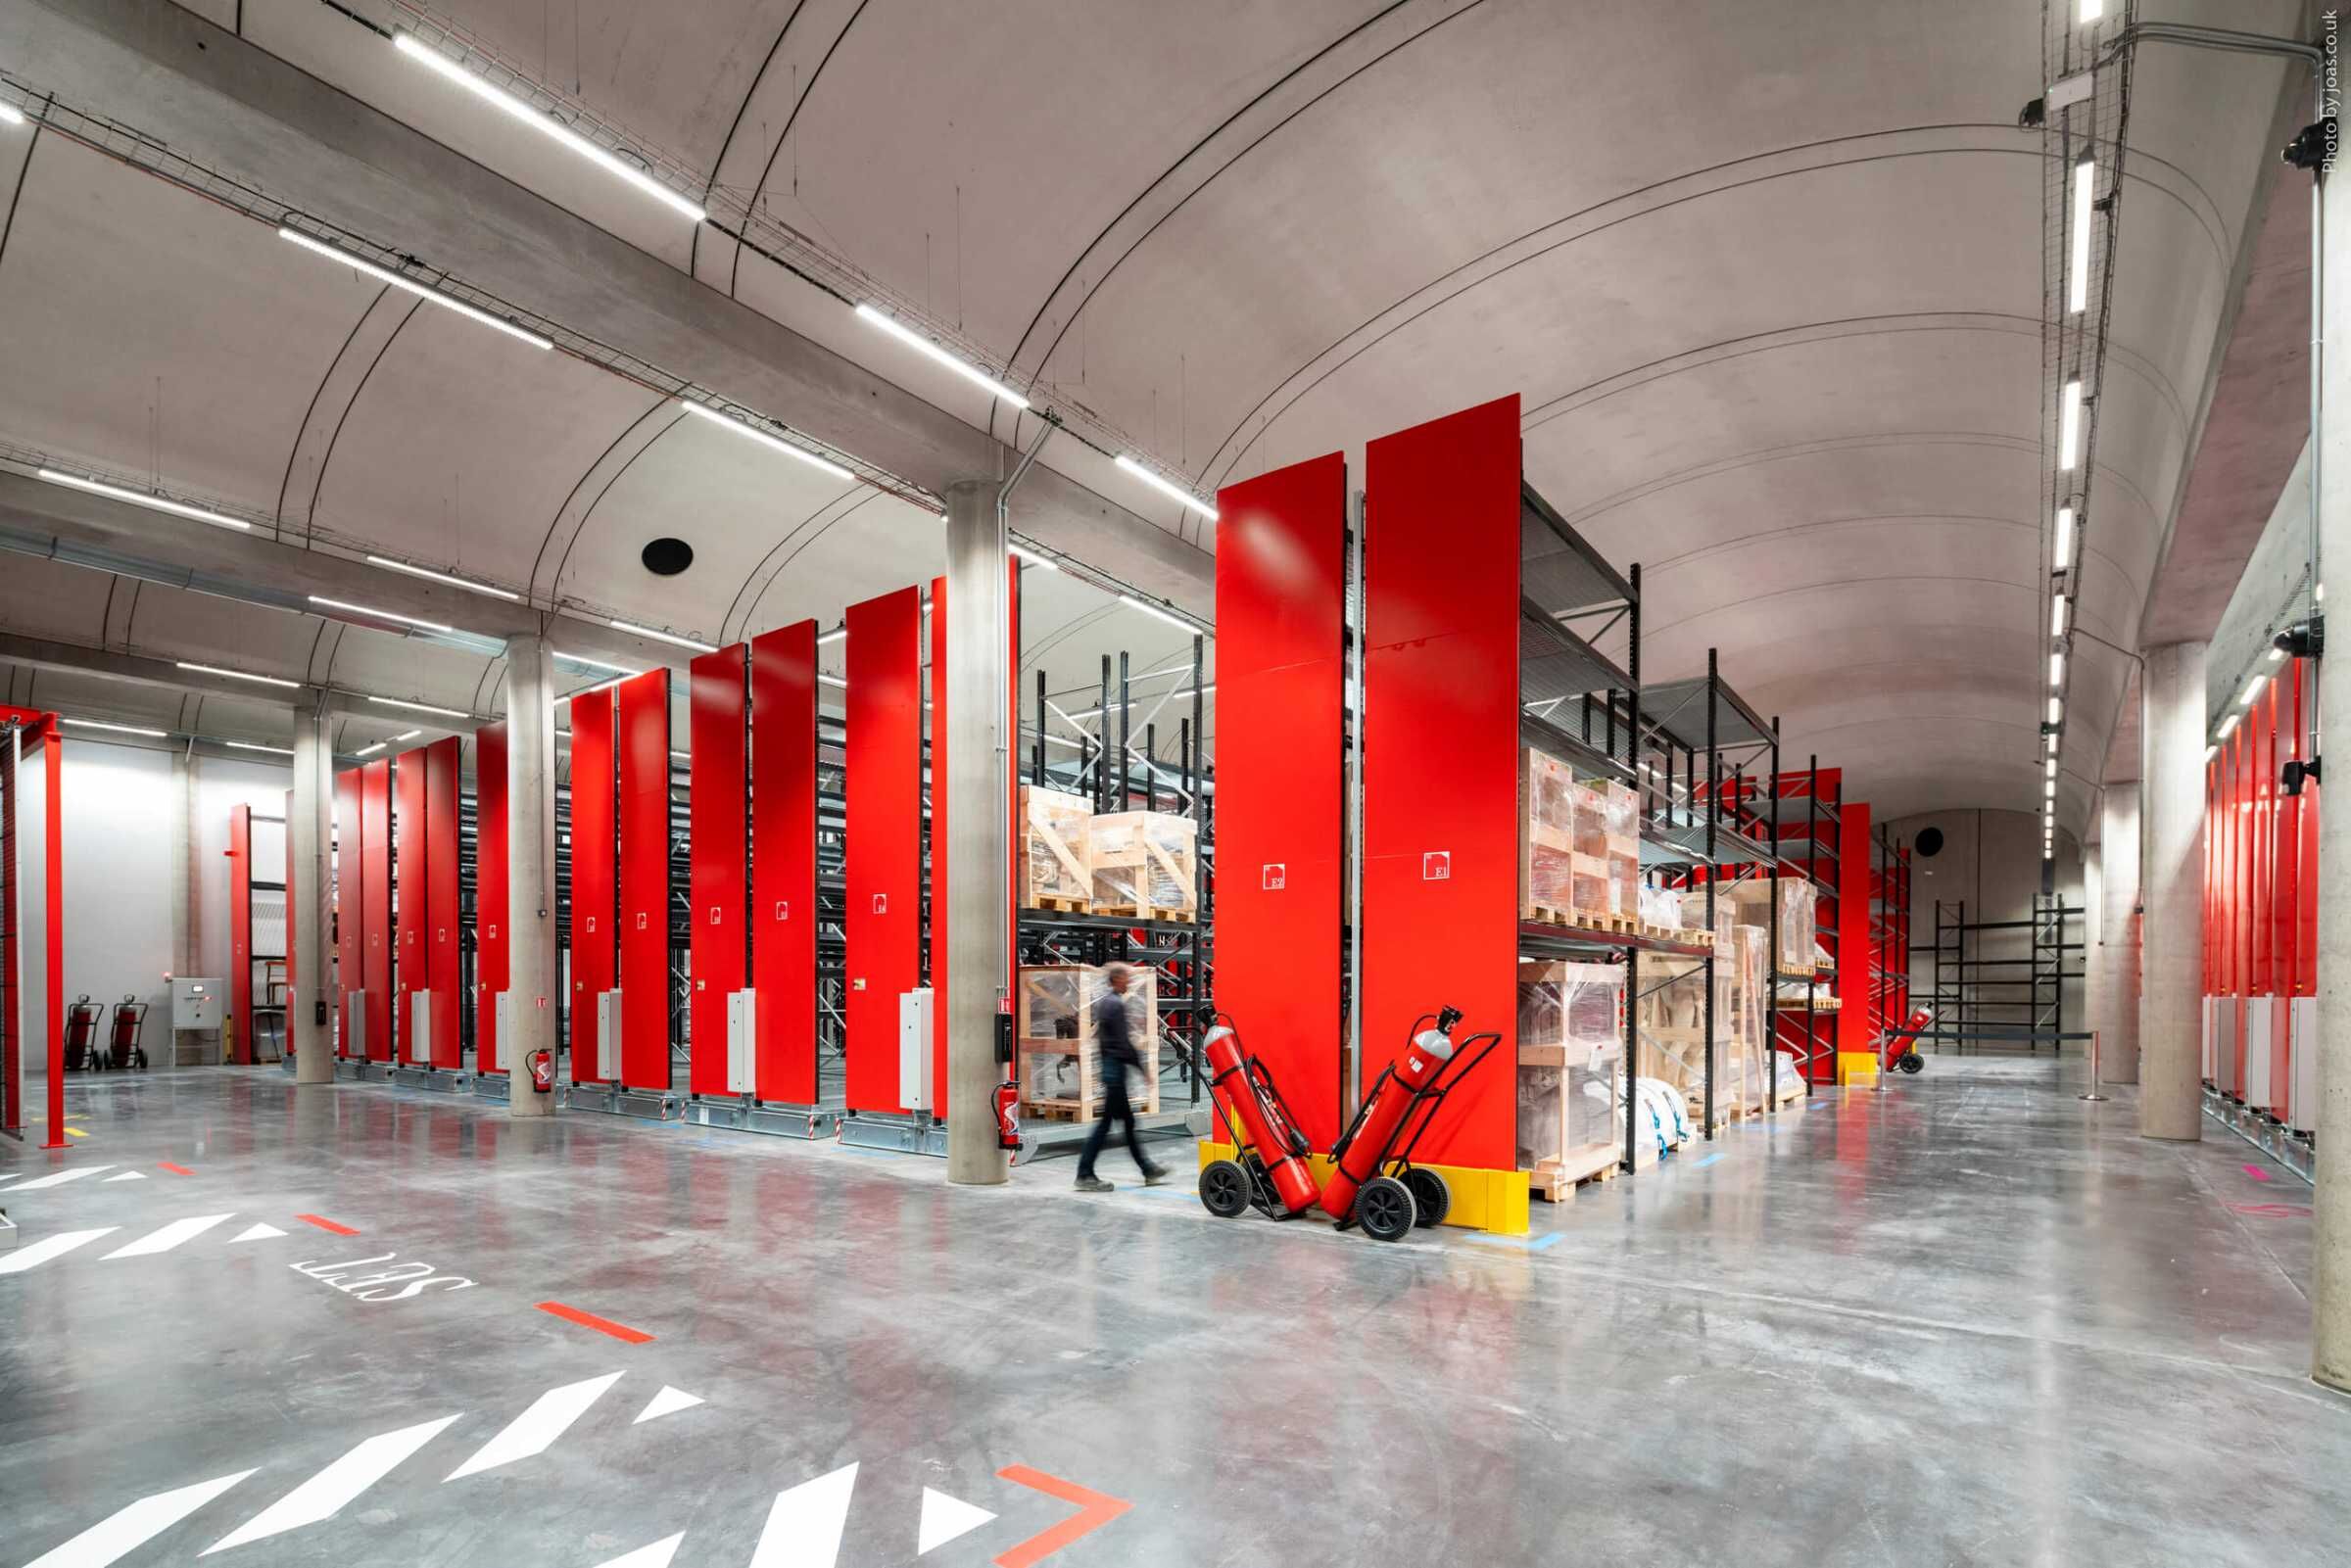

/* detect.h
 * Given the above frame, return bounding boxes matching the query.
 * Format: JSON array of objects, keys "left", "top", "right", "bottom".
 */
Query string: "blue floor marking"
[
  {"left": 1694, "top": 1153, "right": 1723, "bottom": 1168},
  {"left": 1466, "top": 1230, "right": 1564, "bottom": 1252}
]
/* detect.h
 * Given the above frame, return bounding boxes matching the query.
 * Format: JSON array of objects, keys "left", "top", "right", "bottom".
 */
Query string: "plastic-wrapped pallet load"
[
  {"left": 1517, "top": 960, "right": 1624, "bottom": 1189},
  {"left": 1020, "top": 785, "right": 1093, "bottom": 909},
  {"left": 1086, "top": 811, "right": 1198, "bottom": 920},
  {"left": 1520, "top": 746, "right": 1579, "bottom": 918},
  {"left": 1015, "top": 964, "right": 1159, "bottom": 1119},
  {"left": 1725, "top": 877, "right": 1819, "bottom": 976}
]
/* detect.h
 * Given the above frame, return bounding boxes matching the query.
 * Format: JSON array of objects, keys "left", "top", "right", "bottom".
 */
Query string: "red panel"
[
  {"left": 751, "top": 621, "right": 819, "bottom": 1103},
  {"left": 425, "top": 736, "right": 462, "bottom": 1069},
  {"left": 1362, "top": 397, "right": 1520, "bottom": 1170},
  {"left": 285, "top": 788, "right": 296, "bottom": 1022},
  {"left": 691, "top": 645, "right": 749, "bottom": 1097},
  {"left": 336, "top": 768, "right": 362, "bottom": 1057},
  {"left": 394, "top": 747, "right": 428, "bottom": 1065},
  {"left": 1213, "top": 451, "right": 1348, "bottom": 1147},
  {"left": 617, "top": 670, "right": 673, "bottom": 1091},
  {"left": 930, "top": 575, "right": 948, "bottom": 1116},
  {"left": 1837, "top": 802, "right": 1871, "bottom": 1058},
  {"left": 475, "top": 723, "right": 508, "bottom": 1073},
  {"left": 229, "top": 804, "right": 254, "bottom": 1065},
  {"left": 570, "top": 690, "right": 616, "bottom": 1083},
  {"left": 846, "top": 586, "right": 923, "bottom": 1114},
  {"left": 361, "top": 760, "right": 393, "bottom": 1062}
]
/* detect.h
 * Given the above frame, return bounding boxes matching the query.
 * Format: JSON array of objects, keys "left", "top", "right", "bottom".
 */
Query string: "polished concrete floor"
[{"left": 0, "top": 1056, "right": 2341, "bottom": 1567}]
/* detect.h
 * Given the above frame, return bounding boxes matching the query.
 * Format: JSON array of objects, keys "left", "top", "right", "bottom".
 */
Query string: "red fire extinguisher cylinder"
[
  {"left": 1319, "top": 1023, "right": 1455, "bottom": 1221},
  {"left": 1204, "top": 1026, "right": 1320, "bottom": 1215}
]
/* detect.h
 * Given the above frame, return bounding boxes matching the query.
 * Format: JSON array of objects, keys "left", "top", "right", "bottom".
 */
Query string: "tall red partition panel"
[
  {"left": 336, "top": 768, "right": 362, "bottom": 1057},
  {"left": 360, "top": 759, "right": 393, "bottom": 1062},
  {"left": 570, "top": 689, "right": 617, "bottom": 1084},
  {"left": 846, "top": 586, "right": 923, "bottom": 1114},
  {"left": 751, "top": 621, "right": 820, "bottom": 1103},
  {"left": 691, "top": 645, "right": 749, "bottom": 1096},
  {"left": 929, "top": 577, "right": 949, "bottom": 1114},
  {"left": 617, "top": 670, "right": 673, "bottom": 1091},
  {"left": 1362, "top": 396, "right": 1521, "bottom": 1170},
  {"left": 228, "top": 803, "right": 254, "bottom": 1064},
  {"left": 424, "top": 736, "right": 462, "bottom": 1069},
  {"left": 1214, "top": 452, "right": 1349, "bottom": 1148},
  {"left": 394, "top": 748, "right": 428, "bottom": 1065},
  {"left": 475, "top": 723, "right": 508, "bottom": 1073}
]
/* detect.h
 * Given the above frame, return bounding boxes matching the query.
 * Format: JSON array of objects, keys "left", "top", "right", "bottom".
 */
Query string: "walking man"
[{"left": 1075, "top": 963, "right": 1166, "bottom": 1192}]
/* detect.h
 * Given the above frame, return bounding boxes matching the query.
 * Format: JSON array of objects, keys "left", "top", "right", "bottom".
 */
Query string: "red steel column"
[
  {"left": 42, "top": 716, "right": 63, "bottom": 1146},
  {"left": 569, "top": 690, "right": 617, "bottom": 1083},
  {"left": 751, "top": 621, "right": 819, "bottom": 1103},
  {"left": 691, "top": 645, "right": 749, "bottom": 1097},
  {"left": 1214, "top": 451, "right": 1348, "bottom": 1147},
  {"left": 1363, "top": 397, "right": 1520, "bottom": 1170},
  {"left": 475, "top": 723, "right": 509, "bottom": 1073},
  {"left": 425, "top": 736, "right": 462, "bottom": 1069},
  {"left": 617, "top": 670, "right": 673, "bottom": 1091},
  {"left": 360, "top": 759, "right": 393, "bottom": 1062},
  {"left": 393, "top": 747, "right": 427, "bottom": 1064},
  {"left": 229, "top": 803, "right": 254, "bottom": 1065},
  {"left": 930, "top": 575, "right": 948, "bottom": 1116},
  {"left": 846, "top": 586, "right": 923, "bottom": 1114},
  {"left": 336, "top": 767, "right": 362, "bottom": 1057}
]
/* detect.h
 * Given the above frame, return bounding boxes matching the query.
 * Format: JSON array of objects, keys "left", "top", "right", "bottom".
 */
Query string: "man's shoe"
[
  {"left": 1075, "top": 1176, "right": 1114, "bottom": 1193},
  {"left": 1142, "top": 1166, "right": 1170, "bottom": 1186}
]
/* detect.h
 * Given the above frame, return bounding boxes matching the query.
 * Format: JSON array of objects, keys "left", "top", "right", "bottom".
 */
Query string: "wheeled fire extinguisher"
[
  {"left": 1319, "top": 1006, "right": 1463, "bottom": 1222},
  {"left": 1203, "top": 1022, "right": 1321, "bottom": 1214},
  {"left": 528, "top": 1047, "right": 554, "bottom": 1094}
]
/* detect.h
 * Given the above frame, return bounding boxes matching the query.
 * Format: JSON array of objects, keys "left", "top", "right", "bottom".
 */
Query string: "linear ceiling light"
[
  {"left": 2218, "top": 711, "right": 2241, "bottom": 739},
  {"left": 2054, "top": 506, "right": 2075, "bottom": 573},
  {"left": 353, "top": 741, "right": 387, "bottom": 757},
  {"left": 2044, "top": 780, "right": 2056, "bottom": 798},
  {"left": 66, "top": 717, "right": 168, "bottom": 737},
  {"left": 2239, "top": 672, "right": 2269, "bottom": 707},
  {"left": 2068, "top": 161, "right": 2095, "bottom": 313},
  {"left": 815, "top": 627, "right": 847, "bottom": 646},
  {"left": 2047, "top": 696, "right": 2063, "bottom": 725},
  {"left": 395, "top": 730, "right": 423, "bottom": 741},
  {"left": 39, "top": 468, "right": 252, "bottom": 532},
  {"left": 391, "top": 32, "right": 706, "bottom": 222},
  {"left": 608, "top": 618, "right": 716, "bottom": 653},
  {"left": 675, "top": 400, "right": 852, "bottom": 481},
  {"left": 225, "top": 740, "right": 295, "bottom": 755},
  {"left": 309, "top": 595, "right": 456, "bottom": 635},
  {"left": 2049, "top": 650, "right": 2065, "bottom": 687},
  {"left": 0, "top": 103, "right": 24, "bottom": 127},
  {"left": 2045, "top": 757, "right": 2058, "bottom": 779},
  {"left": 1119, "top": 594, "right": 1205, "bottom": 636},
  {"left": 368, "top": 694, "right": 470, "bottom": 719},
  {"left": 550, "top": 676, "right": 625, "bottom": 710},
  {"left": 1008, "top": 544, "right": 1058, "bottom": 572},
  {"left": 853, "top": 305, "right": 1029, "bottom": 409},
  {"left": 2051, "top": 595, "right": 2068, "bottom": 636},
  {"left": 2204, "top": 744, "right": 2218, "bottom": 763},
  {"left": 554, "top": 650, "right": 639, "bottom": 675},
  {"left": 364, "top": 554, "right": 523, "bottom": 600},
  {"left": 2058, "top": 380, "right": 2085, "bottom": 470},
  {"left": 1114, "top": 455, "right": 1218, "bottom": 520},
  {"left": 278, "top": 228, "right": 553, "bottom": 351},
  {"left": 178, "top": 660, "right": 299, "bottom": 689}
]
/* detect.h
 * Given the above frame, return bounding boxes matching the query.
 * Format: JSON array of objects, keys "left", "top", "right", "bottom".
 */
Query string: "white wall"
[{"left": 1888, "top": 808, "right": 2087, "bottom": 1049}]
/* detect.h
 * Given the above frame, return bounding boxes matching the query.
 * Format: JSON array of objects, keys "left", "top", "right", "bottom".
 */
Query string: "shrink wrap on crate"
[
  {"left": 1517, "top": 961, "right": 1623, "bottom": 1173},
  {"left": 1522, "top": 751, "right": 1640, "bottom": 922},
  {"left": 1521, "top": 747, "right": 1579, "bottom": 914},
  {"left": 1016, "top": 964, "right": 1159, "bottom": 1117},
  {"left": 1020, "top": 785, "right": 1092, "bottom": 907},
  {"left": 1086, "top": 811, "right": 1197, "bottom": 918},
  {"left": 1727, "top": 878, "right": 1819, "bottom": 975}
]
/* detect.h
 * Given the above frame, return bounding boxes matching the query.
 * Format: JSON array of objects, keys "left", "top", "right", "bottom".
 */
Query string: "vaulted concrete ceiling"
[{"left": 0, "top": 0, "right": 2311, "bottom": 827}]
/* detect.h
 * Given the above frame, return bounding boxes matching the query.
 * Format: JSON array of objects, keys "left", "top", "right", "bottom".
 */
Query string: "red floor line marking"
[
  {"left": 295, "top": 1213, "right": 360, "bottom": 1235},
  {"left": 158, "top": 1163, "right": 194, "bottom": 1175},
  {"left": 993, "top": 1464, "right": 1131, "bottom": 1568},
  {"left": 2244, "top": 1164, "right": 2273, "bottom": 1183},
  {"left": 536, "top": 1301, "right": 654, "bottom": 1345}
]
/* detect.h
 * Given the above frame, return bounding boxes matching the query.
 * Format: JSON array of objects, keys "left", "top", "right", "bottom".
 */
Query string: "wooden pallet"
[
  {"left": 1644, "top": 922, "right": 1715, "bottom": 949},
  {"left": 1529, "top": 1151, "right": 1620, "bottom": 1203},
  {"left": 1023, "top": 893, "right": 1089, "bottom": 915},
  {"left": 1524, "top": 903, "right": 1639, "bottom": 935},
  {"left": 1091, "top": 903, "right": 1194, "bottom": 925},
  {"left": 1021, "top": 1098, "right": 1089, "bottom": 1123}
]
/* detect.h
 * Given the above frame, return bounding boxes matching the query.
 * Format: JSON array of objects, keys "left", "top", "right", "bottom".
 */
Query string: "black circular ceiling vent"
[
  {"left": 641, "top": 537, "right": 694, "bottom": 577},
  {"left": 1915, "top": 826, "right": 1944, "bottom": 858}
]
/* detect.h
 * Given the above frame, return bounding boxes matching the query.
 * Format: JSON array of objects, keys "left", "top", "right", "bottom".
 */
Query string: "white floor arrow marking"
[
  {"left": 631, "top": 1385, "right": 703, "bottom": 1425},
  {"left": 447, "top": 1373, "right": 623, "bottom": 1481},
  {"left": 917, "top": 1488, "right": 996, "bottom": 1555},
  {"left": 228, "top": 1222, "right": 287, "bottom": 1243},
  {"left": 8, "top": 1165, "right": 115, "bottom": 1190},
  {"left": 24, "top": 1467, "right": 256, "bottom": 1568},
  {"left": 591, "top": 1534, "right": 684, "bottom": 1568},
  {"left": 202, "top": 1414, "right": 460, "bottom": 1554},
  {"left": 104, "top": 1213, "right": 234, "bottom": 1259},
  {"left": 748, "top": 1463, "right": 858, "bottom": 1568},
  {"left": 102, "top": 1171, "right": 148, "bottom": 1183},
  {"left": 0, "top": 1227, "right": 120, "bottom": 1275}
]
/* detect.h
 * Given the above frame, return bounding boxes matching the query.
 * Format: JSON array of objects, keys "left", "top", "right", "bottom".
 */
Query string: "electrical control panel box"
[
  {"left": 898, "top": 988, "right": 934, "bottom": 1112},
  {"left": 171, "top": 977, "right": 224, "bottom": 1030},
  {"left": 597, "top": 990, "right": 622, "bottom": 1081},
  {"left": 343, "top": 989, "right": 367, "bottom": 1058},
  {"left": 495, "top": 991, "right": 515, "bottom": 1069},
  {"left": 408, "top": 990, "right": 433, "bottom": 1068},
  {"left": 726, "top": 989, "right": 757, "bottom": 1096}
]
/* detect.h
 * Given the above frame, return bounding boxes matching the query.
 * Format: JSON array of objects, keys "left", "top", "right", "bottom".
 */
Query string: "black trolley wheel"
[
  {"left": 1356, "top": 1175, "right": 1418, "bottom": 1242},
  {"left": 1399, "top": 1167, "right": 1450, "bottom": 1228},
  {"left": 1896, "top": 1051, "right": 1925, "bottom": 1074},
  {"left": 1199, "top": 1159, "right": 1252, "bottom": 1218}
]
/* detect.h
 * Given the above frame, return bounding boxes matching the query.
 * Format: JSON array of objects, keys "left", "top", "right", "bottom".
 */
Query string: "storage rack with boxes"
[{"left": 1760, "top": 761, "right": 1846, "bottom": 1084}]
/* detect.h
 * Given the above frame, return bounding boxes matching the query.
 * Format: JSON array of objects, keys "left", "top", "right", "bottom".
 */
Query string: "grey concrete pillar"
[
  {"left": 942, "top": 479, "right": 1009, "bottom": 1184},
  {"left": 504, "top": 635, "right": 559, "bottom": 1118},
  {"left": 2082, "top": 841, "right": 2103, "bottom": 1077},
  {"left": 290, "top": 699, "right": 334, "bottom": 1085},
  {"left": 2313, "top": 149, "right": 2351, "bottom": 1392},
  {"left": 2095, "top": 783, "right": 2142, "bottom": 1086},
  {"left": 2137, "top": 642, "right": 2205, "bottom": 1141}
]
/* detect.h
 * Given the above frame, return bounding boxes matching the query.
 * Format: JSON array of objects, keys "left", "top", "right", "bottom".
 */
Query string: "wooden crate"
[
  {"left": 1016, "top": 964, "right": 1160, "bottom": 1120},
  {"left": 1020, "top": 785, "right": 1092, "bottom": 911},
  {"left": 1086, "top": 811, "right": 1197, "bottom": 921},
  {"left": 1521, "top": 746, "right": 1637, "bottom": 924},
  {"left": 1516, "top": 961, "right": 1623, "bottom": 1183}
]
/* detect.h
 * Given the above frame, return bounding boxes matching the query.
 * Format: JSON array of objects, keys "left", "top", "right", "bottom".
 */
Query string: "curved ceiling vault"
[{"left": 0, "top": 0, "right": 2308, "bottom": 823}]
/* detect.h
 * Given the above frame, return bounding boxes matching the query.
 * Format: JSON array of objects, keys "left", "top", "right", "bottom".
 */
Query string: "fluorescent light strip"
[
  {"left": 395, "top": 730, "right": 423, "bottom": 741},
  {"left": 38, "top": 468, "right": 252, "bottom": 532},
  {"left": 815, "top": 627, "right": 847, "bottom": 646},
  {"left": 1008, "top": 544, "right": 1058, "bottom": 572},
  {"left": 364, "top": 554, "right": 522, "bottom": 601},
  {"left": 368, "top": 694, "right": 470, "bottom": 719},
  {"left": 309, "top": 595, "right": 456, "bottom": 635},
  {"left": 2051, "top": 595, "right": 2068, "bottom": 636},
  {"left": 2054, "top": 506, "right": 2075, "bottom": 572},
  {"left": 2047, "top": 696, "right": 2063, "bottom": 725},
  {"left": 2239, "top": 673, "right": 2268, "bottom": 708},
  {"left": 2068, "top": 161, "right": 2094, "bottom": 313},
  {"left": 278, "top": 228, "right": 553, "bottom": 351},
  {"left": 2218, "top": 711, "right": 2240, "bottom": 739},
  {"left": 2058, "top": 380, "right": 2084, "bottom": 470},
  {"left": 2045, "top": 758, "right": 2057, "bottom": 778},
  {"left": 0, "top": 102, "right": 24, "bottom": 127},
  {"left": 65, "top": 718, "right": 168, "bottom": 738},
  {"left": 2044, "top": 781, "right": 2056, "bottom": 798},
  {"left": 391, "top": 32, "right": 706, "bottom": 221},
  {"left": 853, "top": 305, "right": 1030, "bottom": 409},
  {"left": 609, "top": 618, "right": 717, "bottom": 653},
  {"left": 179, "top": 660, "right": 299, "bottom": 689},
  {"left": 1119, "top": 594, "right": 1204, "bottom": 636},
  {"left": 354, "top": 741, "right": 388, "bottom": 757},
  {"left": 1114, "top": 454, "right": 1219, "bottom": 520},
  {"left": 225, "top": 740, "right": 295, "bottom": 755},
  {"left": 2204, "top": 744, "right": 2218, "bottom": 763},
  {"left": 554, "top": 650, "right": 639, "bottom": 675},
  {"left": 675, "top": 400, "right": 853, "bottom": 481},
  {"left": 2049, "top": 650, "right": 2065, "bottom": 687}
]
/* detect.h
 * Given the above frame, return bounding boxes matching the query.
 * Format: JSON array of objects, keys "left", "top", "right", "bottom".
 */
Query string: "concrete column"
[
  {"left": 2095, "top": 783, "right": 2142, "bottom": 1086},
  {"left": 2313, "top": 146, "right": 2351, "bottom": 1391},
  {"left": 504, "top": 635, "right": 559, "bottom": 1118},
  {"left": 2137, "top": 642, "right": 2205, "bottom": 1141},
  {"left": 290, "top": 699, "right": 334, "bottom": 1085},
  {"left": 2082, "top": 841, "right": 2103, "bottom": 1078},
  {"left": 942, "top": 478, "right": 1009, "bottom": 1184}
]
